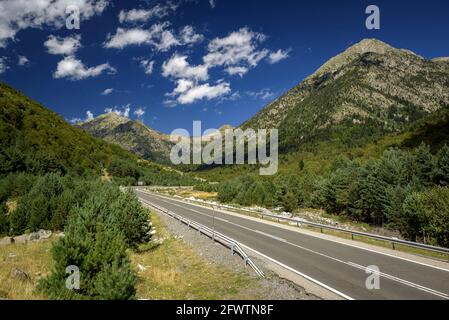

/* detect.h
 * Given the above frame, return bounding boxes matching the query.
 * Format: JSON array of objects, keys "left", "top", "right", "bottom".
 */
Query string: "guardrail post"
[
  {"left": 320, "top": 227, "right": 323, "bottom": 233},
  {"left": 351, "top": 233, "right": 354, "bottom": 241},
  {"left": 392, "top": 242, "right": 396, "bottom": 250},
  {"left": 231, "top": 244, "right": 235, "bottom": 256}
]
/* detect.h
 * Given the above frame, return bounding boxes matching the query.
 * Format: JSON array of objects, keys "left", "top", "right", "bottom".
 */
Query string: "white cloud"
[
  {"left": 180, "top": 26, "right": 204, "bottom": 45},
  {"left": 140, "top": 59, "right": 155, "bottom": 75},
  {"left": 104, "top": 23, "right": 202, "bottom": 52},
  {"left": 247, "top": 88, "right": 275, "bottom": 100},
  {"left": 86, "top": 110, "right": 94, "bottom": 121},
  {"left": 70, "top": 110, "right": 95, "bottom": 124},
  {"left": 105, "top": 104, "right": 131, "bottom": 118},
  {"left": 54, "top": 56, "right": 116, "bottom": 80},
  {"left": 203, "top": 27, "right": 269, "bottom": 70},
  {"left": 162, "top": 54, "right": 209, "bottom": 81},
  {"left": 267, "top": 49, "right": 291, "bottom": 64},
  {"left": 17, "top": 55, "right": 29, "bottom": 66},
  {"left": 0, "top": 0, "right": 108, "bottom": 48},
  {"left": 225, "top": 66, "right": 248, "bottom": 77},
  {"left": 156, "top": 29, "right": 180, "bottom": 51},
  {"left": 104, "top": 27, "right": 154, "bottom": 49},
  {"left": 0, "top": 57, "right": 8, "bottom": 74},
  {"left": 118, "top": 3, "right": 177, "bottom": 23},
  {"left": 101, "top": 88, "right": 114, "bottom": 95},
  {"left": 172, "top": 81, "right": 231, "bottom": 105},
  {"left": 209, "top": 0, "right": 216, "bottom": 8},
  {"left": 134, "top": 107, "right": 145, "bottom": 118},
  {"left": 104, "top": 22, "right": 180, "bottom": 52},
  {"left": 44, "top": 34, "right": 82, "bottom": 56}
]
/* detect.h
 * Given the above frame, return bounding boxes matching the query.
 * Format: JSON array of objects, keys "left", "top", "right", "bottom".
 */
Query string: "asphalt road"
[{"left": 135, "top": 190, "right": 449, "bottom": 300}]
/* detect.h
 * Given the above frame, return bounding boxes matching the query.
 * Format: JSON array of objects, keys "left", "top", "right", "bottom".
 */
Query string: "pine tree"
[
  {"left": 433, "top": 145, "right": 449, "bottom": 186},
  {"left": 108, "top": 190, "right": 151, "bottom": 248},
  {"left": 412, "top": 143, "right": 434, "bottom": 186}
]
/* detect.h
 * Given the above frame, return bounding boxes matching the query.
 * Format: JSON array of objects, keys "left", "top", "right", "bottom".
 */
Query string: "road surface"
[{"left": 135, "top": 189, "right": 449, "bottom": 300}]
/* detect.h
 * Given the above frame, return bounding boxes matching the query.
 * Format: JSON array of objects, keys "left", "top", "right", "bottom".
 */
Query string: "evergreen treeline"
[
  {"left": 0, "top": 173, "right": 150, "bottom": 299},
  {"left": 216, "top": 144, "right": 449, "bottom": 247}
]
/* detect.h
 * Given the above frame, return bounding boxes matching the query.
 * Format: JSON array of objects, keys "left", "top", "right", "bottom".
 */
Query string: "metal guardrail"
[
  {"left": 140, "top": 198, "right": 265, "bottom": 278},
  {"left": 137, "top": 189, "right": 449, "bottom": 259}
]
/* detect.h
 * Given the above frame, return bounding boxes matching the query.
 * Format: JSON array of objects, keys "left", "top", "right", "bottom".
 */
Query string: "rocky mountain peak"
[{"left": 311, "top": 38, "right": 415, "bottom": 79}]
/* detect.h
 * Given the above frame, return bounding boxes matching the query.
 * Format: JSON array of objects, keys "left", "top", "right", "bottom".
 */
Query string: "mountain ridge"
[
  {"left": 241, "top": 38, "right": 449, "bottom": 153},
  {"left": 79, "top": 112, "right": 174, "bottom": 164}
]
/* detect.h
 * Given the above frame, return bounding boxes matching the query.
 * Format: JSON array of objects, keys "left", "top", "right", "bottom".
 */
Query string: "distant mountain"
[
  {"left": 242, "top": 39, "right": 449, "bottom": 153},
  {"left": 79, "top": 113, "right": 174, "bottom": 164},
  {"left": 0, "top": 82, "right": 138, "bottom": 176}
]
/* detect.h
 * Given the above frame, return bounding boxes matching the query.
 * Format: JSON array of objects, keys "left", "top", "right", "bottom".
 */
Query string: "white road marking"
[
  {"left": 139, "top": 192, "right": 449, "bottom": 299},
  {"left": 347, "top": 262, "right": 449, "bottom": 299},
  {"left": 140, "top": 190, "right": 449, "bottom": 273}
]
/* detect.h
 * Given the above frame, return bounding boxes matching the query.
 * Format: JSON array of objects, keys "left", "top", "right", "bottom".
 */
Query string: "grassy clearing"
[
  {"left": 0, "top": 239, "right": 54, "bottom": 300},
  {"left": 130, "top": 213, "right": 264, "bottom": 300}
]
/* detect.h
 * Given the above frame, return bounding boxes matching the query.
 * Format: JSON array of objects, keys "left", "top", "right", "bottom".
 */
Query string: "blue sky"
[{"left": 0, "top": 0, "right": 448, "bottom": 134}]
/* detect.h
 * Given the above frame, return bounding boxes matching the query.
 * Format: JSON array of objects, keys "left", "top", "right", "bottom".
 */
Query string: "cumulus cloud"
[
  {"left": 44, "top": 34, "right": 82, "bottom": 55},
  {"left": 104, "top": 23, "right": 202, "bottom": 51},
  {"left": 104, "top": 27, "right": 154, "bottom": 49},
  {"left": 104, "top": 23, "right": 181, "bottom": 52},
  {"left": 70, "top": 110, "right": 95, "bottom": 124},
  {"left": 203, "top": 27, "right": 269, "bottom": 71},
  {"left": 134, "top": 107, "right": 145, "bottom": 118},
  {"left": 118, "top": 3, "right": 177, "bottom": 23},
  {"left": 17, "top": 55, "right": 29, "bottom": 66},
  {"left": 101, "top": 88, "right": 114, "bottom": 95},
  {"left": 225, "top": 66, "right": 248, "bottom": 77},
  {"left": 0, "top": 57, "right": 8, "bottom": 74},
  {"left": 105, "top": 104, "right": 131, "bottom": 118},
  {"left": 170, "top": 81, "right": 231, "bottom": 105},
  {"left": 162, "top": 54, "right": 209, "bottom": 81},
  {"left": 139, "top": 59, "right": 155, "bottom": 75},
  {"left": 54, "top": 56, "right": 116, "bottom": 80},
  {"left": 161, "top": 27, "right": 285, "bottom": 105},
  {"left": 180, "top": 26, "right": 204, "bottom": 45},
  {"left": 0, "top": 0, "right": 109, "bottom": 48},
  {"left": 267, "top": 48, "right": 291, "bottom": 64}
]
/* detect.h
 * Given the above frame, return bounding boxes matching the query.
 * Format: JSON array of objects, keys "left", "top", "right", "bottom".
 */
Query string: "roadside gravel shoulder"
[{"left": 157, "top": 211, "right": 320, "bottom": 300}]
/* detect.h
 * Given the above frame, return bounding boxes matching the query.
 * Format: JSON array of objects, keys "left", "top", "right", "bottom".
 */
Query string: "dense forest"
[
  {"left": 195, "top": 108, "right": 449, "bottom": 248},
  {"left": 210, "top": 144, "right": 449, "bottom": 246}
]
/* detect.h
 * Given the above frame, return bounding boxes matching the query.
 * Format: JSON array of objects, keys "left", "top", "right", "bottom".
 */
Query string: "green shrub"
[{"left": 40, "top": 183, "right": 146, "bottom": 300}]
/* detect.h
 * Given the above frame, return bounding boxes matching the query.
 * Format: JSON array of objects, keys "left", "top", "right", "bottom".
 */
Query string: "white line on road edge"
[
  {"left": 139, "top": 194, "right": 353, "bottom": 300},
  {"left": 140, "top": 190, "right": 449, "bottom": 273},
  {"left": 347, "top": 262, "right": 449, "bottom": 299},
  {"left": 140, "top": 192, "right": 449, "bottom": 299},
  {"left": 239, "top": 243, "right": 354, "bottom": 300}
]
